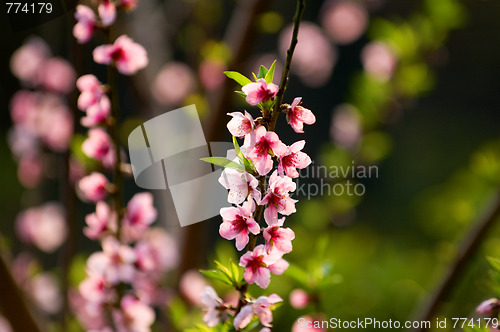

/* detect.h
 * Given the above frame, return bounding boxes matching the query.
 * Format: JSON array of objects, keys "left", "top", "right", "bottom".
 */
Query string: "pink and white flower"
[
  {"left": 81, "top": 96, "right": 111, "bottom": 127},
  {"left": 226, "top": 111, "right": 255, "bottom": 138},
  {"left": 201, "top": 286, "right": 226, "bottom": 327},
  {"left": 263, "top": 217, "right": 295, "bottom": 254},
  {"left": 98, "top": 0, "right": 116, "bottom": 26},
  {"left": 289, "top": 289, "right": 309, "bottom": 309},
  {"left": 86, "top": 236, "right": 136, "bottom": 284},
  {"left": 79, "top": 272, "right": 111, "bottom": 304},
  {"left": 243, "top": 126, "right": 286, "bottom": 176},
  {"left": 261, "top": 171, "right": 297, "bottom": 226},
  {"left": 73, "top": 5, "right": 97, "bottom": 44},
  {"left": 84, "top": 201, "right": 117, "bottom": 240},
  {"left": 278, "top": 140, "right": 311, "bottom": 178},
  {"left": 218, "top": 167, "right": 261, "bottom": 206},
  {"left": 219, "top": 201, "right": 260, "bottom": 251},
  {"left": 135, "top": 228, "right": 179, "bottom": 273},
  {"left": 239, "top": 245, "right": 289, "bottom": 289},
  {"left": 76, "top": 74, "right": 106, "bottom": 111},
  {"left": 78, "top": 172, "right": 108, "bottom": 202},
  {"left": 241, "top": 79, "right": 278, "bottom": 106},
  {"left": 82, "top": 128, "right": 115, "bottom": 168},
  {"left": 93, "top": 35, "right": 148, "bottom": 75},
  {"left": 112, "top": 295, "right": 155, "bottom": 332},
  {"left": 121, "top": 192, "right": 157, "bottom": 242},
  {"left": 234, "top": 294, "right": 282, "bottom": 329},
  {"left": 476, "top": 298, "right": 500, "bottom": 314},
  {"left": 287, "top": 97, "right": 316, "bottom": 133}
]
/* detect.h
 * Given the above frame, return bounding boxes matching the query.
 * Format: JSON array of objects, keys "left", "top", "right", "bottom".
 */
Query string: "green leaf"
[
  {"left": 200, "top": 157, "right": 246, "bottom": 172},
  {"left": 265, "top": 60, "right": 276, "bottom": 84},
  {"left": 199, "top": 269, "right": 233, "bottom": 286},
  {"left": 235, "top": 91, "right": 247, "bottom": 101},
  {"left": 488, "top": 256, "right": 500, "bottom": 272},
  {"left": 232, "top": 136, "right": 256, "bottom": 174},
  {"left": 258, "top": 65, "right": 268, "bottom": 79},
  {"left": 229, "top": 260, "right": 242, "bottom": 285},
  {"left": 252, "top": 72, "right": 258, "bottom": 81},
  {"left": 224, "top": 71, "right": 252, "bottom": 87}
]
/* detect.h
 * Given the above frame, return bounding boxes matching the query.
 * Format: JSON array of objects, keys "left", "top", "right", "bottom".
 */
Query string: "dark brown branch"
[
  {"left": 0, "top": 255, "right": 41, "bottom": 332},
  {"left": 413, "top": 193, "right": 500, "bottom": 331}
]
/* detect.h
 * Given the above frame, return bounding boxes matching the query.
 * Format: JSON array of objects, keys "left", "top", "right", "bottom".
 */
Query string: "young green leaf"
[
  {"left": 199, "top": 269, "right": 233, "bottom": 286},
  {"left": 224, "top": 71, "right": 252, "bottom": 87},
  {"left": 258, "top": 65, "right": 268, "bottom": 79},
  {"left": 200, "top": 157, "right": 246, "bottom": 172},
  {"left": 232, "top": 136, "right": 256, "bottom": 174},
  {"left": 252, "top": 72, "right": 258, "bottom": 81},
  {"left": 265, "top": 60, "right": 276, "bottom": 84}
]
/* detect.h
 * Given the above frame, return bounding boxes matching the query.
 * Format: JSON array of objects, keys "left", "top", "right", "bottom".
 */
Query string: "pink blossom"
[
  {"left": 261, "top": 171, "right": 297, "bottom": 226},
  {"left": 241, "top": 78, "right": 278, "bottom": 106},
  {"left": 239, "top": 245, "right": 289, "bottom": 289},
  {"left": 201, "top": 286, "right": 225, "bottom": 327},
  {"left": 278, "top": 140, "right": 311, "bottom": 178},
  {"left": 121, "top": 192, "right": 157, "bottom": 242},
  {"left": 10, "top": 37, "right": 50, "bottom": 85},
  {"left": 86, "top": 236, "right": 136, "bottom": 284},
  {"left": 119, "top": 0, "right": 137, "bottom": 10},
  {"left": 243, "top": 126, "right": 286, "bottom": 176},
  {"left": 29, "top": 273, "right": 62, "bottom": 314},
  {"left": 287, "top": 97, "right": 316, "bottom": 133},
  {"left": 81, "top": 96, "right": 111, "bottom": 127},
  {"left": 361, "top": 41, "right": 397, "bottom": 81},
  {"left": 289, "top": 289, "right": 309, "bottom": 309},
  {"left": 263, "top": 217, "right": 295, "bottom": 254},
  {"left": 79, "top": 172, "right": 108, "bottom": 202},
  {"left": 17, "top": 152, "right": 43, "bottom": 188},
  {"left": 93, "top": 35, "right": 148, "bottom": 75},
  {"left": 135, "top": 228, "right": 179, "bottom": 273},
  {"left": 131, "top": 272, "right": 171, "bottom": 306},
  {"left": 7, "top": 127, "right": 38, "bottom": 159},
  {"left": 113, "top": 295, "right": 155, "bottom": 332},
  {"left": 79, "top": 273, "right": 110, "bottom": 304},
  {"left": 179, "top": 270, "right": 209, "bottom": 306},
  {"left": 199, "top": 59, "right": 227, "bottom": 91},
  {"left": 219, "top": 201, "right": 260, "bottom": 251},
  {"left": 69, "top": 290, "right": 109, "bottom": 331},
  {"left": 152, "top": 62, "right": 195, "bottom": 105},
  {"left": 0, "top": 315, "right": 12, "bottom": 332},
  {"left": 330, "top": 103, "right": 361, "bottom": 150},
  {"left": 74, "top": 5, "right": 96, "bottom": 44},
  {"left": 218, "top": 166, "right": 261, "bottom": 206},
  {"left": 16, "top": 203, "right": 67, "bottom": 253},
  {"left": 38, "top": 57, "right": 76, "bottom": 93},
  {"left": 84, "top": 201, "right": 117, "bottom": 240},
  {"left": 476, "top": 298, "right": 500, "bottom": 314},
  {"left": 226, "top": 111, "right": 254, "bottom": 138},
  {"left": 321, "top": 0, "right": 368, "bottom": 45},
  {"left": 234, "top": 294, "right": 282, "bottom": 329},
  {"left": 82, "top": 128, "right": 115, "bottom": 167},
  {"left": 38, "top": 103, "right": 73, "bottom": 152},
  {"left": 76, "top": 74, "right": 106, "bottom": 110},
  {"left": 9, "top": 90, "right": 38, "bottom": 127},
  {"left": 98, "top": 1, "right": 116, "bottom": 26}
]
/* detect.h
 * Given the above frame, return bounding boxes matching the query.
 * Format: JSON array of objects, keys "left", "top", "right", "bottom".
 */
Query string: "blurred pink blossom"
[
  {"left": 79, "top": 273, "right": 111, "bottom": 304},
  {"left": 77, "top": 74, "right": 106, "bottom": 110},
  {"left": 201, "top": 286, "right": 225, "bottom": 327},
  {"left": 15, "top": 203, "right": 67, "bottom": 253},
  {"left": 121, "top": 192, "right": 157, "bottom": 242},
  {"left": 0, "top": 316, "right": 13, "bottom": 332},
  {"left": 17, "top": 152, "right": 43, "bottom": 188},
  {"left": 112, "top": 295, "right": 155, "bottom": 332},
  {"left": 98, "top": 0, "right": 116, "bottom": 26},
  {"left": 361, "top": 41, "right": 397, "bottom": 81},
  {"left": 292, "top": 315, "right": 327, "bottom": 332},
  {"left": 289, "top": 289, "right": 309, "bottom": 309},
  {"left": 29, "top": 272, "right": 62, "bottom": 314},
  {"left": 330, "top": 103, "right": 361, "bottom": 150},
  {"left": 37, "top": 102, "right": 73, "bottom": 152},
  {"left": 84, "top": 201, "right": 117, "bottom": 240},
  {"left": 86, "top": 237, "right": 136, "bottom": 285},
  {"left": 81, "top": 96, "right": 111, "bottom": 127},
  {"left": 10, "top": 37, "right": 50, "bottom": 85},
  {"left": 69, "top": 290, "right": 109, "bottom": 330},
  {"left": 279, "top": 22, "right": 336, "bottom": 87},
  {"left": 234, "top": 294, "right": 282, "bottom": 329},
  {"left": 241, "top": 79, "right": 278, "bottom": 106},
  {"left": 321, "top": 0, "right": 368, "bottom": 44},
  {"left": 476, "top": 298, "right": 500, "bottom": 314},
  {"left": 153, "top": 62, "right": 196, "bottom": 105},
  {"left": 82, "top": 128, "right": 115, "bottom": 167},
  {"left": 135, "top": 228, "right": 179, "bottom": 273},
  {"left": 7, "top": 127, "right": 38, "bottom": 159},
  {"left": 38, "top": 57, "right": 76, "bottom": 93},
  {"left": 74, "top": 5, "right": 96, "bottom": 44},
  {"left": 79, "top": 172, "right": 109, "bottom": 202},
  {"left": 93, "top": 35, "right": 148, "bottom": 75},
  {"left": 199, "top": 59, "right": 227, "bottom": 91},
  {"left": 119, "top": 0, "right": 137, "bottom": 10},
  {"left": 179, "top": 270, "right": 209, "bottom": 306}
]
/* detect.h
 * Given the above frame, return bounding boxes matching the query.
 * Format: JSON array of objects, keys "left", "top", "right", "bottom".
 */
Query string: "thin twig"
[{"left": 413, "top": 192, "right": 500, "bottom": 331}]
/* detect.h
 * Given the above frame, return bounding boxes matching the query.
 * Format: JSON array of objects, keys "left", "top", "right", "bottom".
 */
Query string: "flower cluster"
[
  {"left": 201, "top": 64, "right": 315, "bottom": 330},
  {"left": 71, "top": 1, "right": 176, "bottom": 331}
]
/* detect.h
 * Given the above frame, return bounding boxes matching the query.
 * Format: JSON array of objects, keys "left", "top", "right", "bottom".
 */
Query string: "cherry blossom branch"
[
  {"left": 413, "top": 192, "right": 500, "bottom": 331},
  {"left": 269, "top": 0, "right": 305, "bottom": 131}
]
